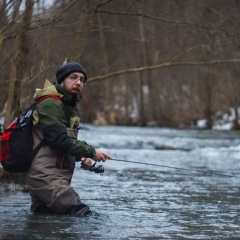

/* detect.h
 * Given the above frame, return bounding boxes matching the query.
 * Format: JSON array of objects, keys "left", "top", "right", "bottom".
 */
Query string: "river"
[{"left": 0, "top": 124, "right": 240, "bottom": 239}]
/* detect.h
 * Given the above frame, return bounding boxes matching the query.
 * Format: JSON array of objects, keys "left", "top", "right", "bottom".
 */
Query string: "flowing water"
[{"left": 0, "top": 125, "right": 240, "bottom": 239}]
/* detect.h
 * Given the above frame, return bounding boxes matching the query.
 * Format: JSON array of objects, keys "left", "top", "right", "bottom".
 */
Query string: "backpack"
[{"left": 0, "top": 95, "right": 63, "bottom": 173}]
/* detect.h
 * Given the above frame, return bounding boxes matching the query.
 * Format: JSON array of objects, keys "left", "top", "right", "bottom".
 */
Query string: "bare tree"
[{"left": 4, "top": 0, "right": 34, "bottom": 128}]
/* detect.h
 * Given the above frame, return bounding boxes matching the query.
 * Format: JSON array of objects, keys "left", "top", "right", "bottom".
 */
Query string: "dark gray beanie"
[{"left": 56, "top": 62, "right": 87, "bottom": 84}]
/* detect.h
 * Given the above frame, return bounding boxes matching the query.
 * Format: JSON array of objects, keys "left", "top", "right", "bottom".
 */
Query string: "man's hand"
[
  {"left": 81, "top": 157, "right": 93, "bottom": 170},
  {"left": 92, "top": 149, "right": 112, "bottom": 162}
]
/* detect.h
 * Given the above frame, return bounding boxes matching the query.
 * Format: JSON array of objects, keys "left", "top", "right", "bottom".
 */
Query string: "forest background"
[{"left": 1, "top": 0, "right": 240, "bottom": 130}]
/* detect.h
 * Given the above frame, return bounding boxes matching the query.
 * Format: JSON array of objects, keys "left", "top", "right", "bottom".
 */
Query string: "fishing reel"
[
  {"left": 89, "top": 161, "right": 105, "bottom": 174},
  {"left": 81, "top": 160, "right": 104, "bottom": 174}
]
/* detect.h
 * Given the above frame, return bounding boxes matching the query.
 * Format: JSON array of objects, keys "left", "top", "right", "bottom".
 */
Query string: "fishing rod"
[
  {"left": 109, "top": 158, "right": 240, "bottom": 179},
  {"left": 86, "top": 158, "right": 240, "bottom": 179}
]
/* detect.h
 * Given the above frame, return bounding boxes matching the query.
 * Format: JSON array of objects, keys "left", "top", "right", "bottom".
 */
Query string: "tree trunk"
[
  {"left": 68, "top": 0, "right": 110, "bottom": 62},
  {"left": 4, "top": 0, "right": 33, "bottom": 128},
  {"left": 204, "top": 80, "right": 213, "bottom": 129},
  {"left": 232, "top": 107, "right": 240, "bottom": 130}
]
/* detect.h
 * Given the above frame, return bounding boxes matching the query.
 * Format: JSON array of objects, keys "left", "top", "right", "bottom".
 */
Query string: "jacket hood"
[{"left": 34, "top": 79, "right": 62, "bottom": 101}]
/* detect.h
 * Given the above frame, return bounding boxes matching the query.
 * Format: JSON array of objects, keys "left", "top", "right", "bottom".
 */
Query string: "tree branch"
[
  {"left": 170, "top": 41, "right": 234, "bottom": 61},
  {"left": 88, "top": 59, "right": 240, "bottom": 82},
  {"left": 95, "top": 0, "right": 116, "bottom": 11},
  {"left": 96, "top": 10, "right": 234, "bottom": 38}
]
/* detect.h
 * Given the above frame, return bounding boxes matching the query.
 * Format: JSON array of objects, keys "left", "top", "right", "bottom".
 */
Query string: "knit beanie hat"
[{"left": 56, "top": 62, "right": 87, "bottom": 84}]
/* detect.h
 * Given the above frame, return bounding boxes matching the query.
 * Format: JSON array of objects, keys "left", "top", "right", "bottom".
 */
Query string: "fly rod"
[{"left": 110, "top": 158, "right": 240, "bottom": 179}]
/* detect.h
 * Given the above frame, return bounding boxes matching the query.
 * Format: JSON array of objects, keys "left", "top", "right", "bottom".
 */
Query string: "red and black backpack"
[{"left": 0, "top": 95, "right": 63, "bottom": 172}]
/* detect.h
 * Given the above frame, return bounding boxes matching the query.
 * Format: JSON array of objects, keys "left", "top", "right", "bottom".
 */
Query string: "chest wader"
[{"left": 27, "top": 127, "right": 92, "bottom": 216}]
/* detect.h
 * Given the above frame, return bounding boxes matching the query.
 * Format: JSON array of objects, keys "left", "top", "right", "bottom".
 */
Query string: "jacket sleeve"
[{"left": 36, "top": 98, "right": 95, "bottom": 158}]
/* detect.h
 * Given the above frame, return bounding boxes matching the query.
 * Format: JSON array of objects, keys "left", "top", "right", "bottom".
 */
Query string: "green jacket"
[{"left": 32, "top": 79, "right": 95, "bottom": 158}]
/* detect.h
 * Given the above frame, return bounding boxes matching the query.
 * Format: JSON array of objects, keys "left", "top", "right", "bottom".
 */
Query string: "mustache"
[{"left": 72, "top": 88, "right": 80, "bottom": 91}]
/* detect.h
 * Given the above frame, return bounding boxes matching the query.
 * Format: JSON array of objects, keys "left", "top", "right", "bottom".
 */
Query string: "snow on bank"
[
  {"left": 196, "top": 107, "right": 238, "bottom": 130},
  {"left": 196, "top": 119, "right": 233, "bottom": 130}
]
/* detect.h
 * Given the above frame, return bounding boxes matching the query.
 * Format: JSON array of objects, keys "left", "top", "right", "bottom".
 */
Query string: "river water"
[{"left": 0, "top": 125, "right": 240, "bottom": 239}]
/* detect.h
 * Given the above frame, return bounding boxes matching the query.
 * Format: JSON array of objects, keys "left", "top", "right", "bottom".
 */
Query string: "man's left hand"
[{"left": 81, "top": 158, "right": 93, "bottom": 170}]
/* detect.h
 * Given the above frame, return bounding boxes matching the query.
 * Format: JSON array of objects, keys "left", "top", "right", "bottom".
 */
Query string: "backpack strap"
[
  {"left": 31, "top": 138, "right": 45, "bottom": 159},
  {"left": 37, "top": 94, "right": 62, "bottom": 104}
]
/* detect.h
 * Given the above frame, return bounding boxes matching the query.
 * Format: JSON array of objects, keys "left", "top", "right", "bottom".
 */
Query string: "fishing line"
[{"left": 111, "top": 158, "right": 240, "bottom": 179}]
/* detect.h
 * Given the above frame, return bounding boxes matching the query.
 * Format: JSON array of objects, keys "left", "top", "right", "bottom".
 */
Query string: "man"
[{"left": 26, "top": 62, "right": 111, "bottom": 216}]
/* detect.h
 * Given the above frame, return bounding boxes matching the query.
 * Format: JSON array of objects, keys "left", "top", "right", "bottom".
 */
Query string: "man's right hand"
[{"left": 93, "top": 149, "right": 112, "bottom": 162}]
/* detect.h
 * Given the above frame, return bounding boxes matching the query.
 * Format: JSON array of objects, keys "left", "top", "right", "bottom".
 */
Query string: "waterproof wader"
[{"left": 27, "top": 127, "right": 91, "bottom": 216}]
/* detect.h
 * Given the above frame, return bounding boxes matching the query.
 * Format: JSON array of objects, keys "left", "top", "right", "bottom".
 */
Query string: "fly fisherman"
[{"left": 27, "top": 62, "right": 112, "bottom": 216}]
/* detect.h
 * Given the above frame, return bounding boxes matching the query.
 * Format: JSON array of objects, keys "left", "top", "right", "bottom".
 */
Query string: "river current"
[{"left": 0, "top": 124, "right": 239, "bottom": 239}]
